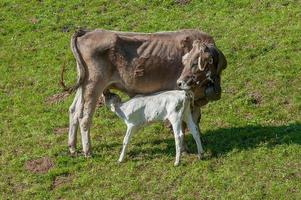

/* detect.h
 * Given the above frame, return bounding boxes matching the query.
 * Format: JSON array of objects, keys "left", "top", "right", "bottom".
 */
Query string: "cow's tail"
[{"left": 61, "top": 29, "right": 88, "bottom": 93}]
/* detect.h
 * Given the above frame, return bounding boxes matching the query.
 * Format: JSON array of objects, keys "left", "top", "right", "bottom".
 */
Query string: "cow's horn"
[{"left": 198, "top": 56, "right": 205, "bottom": 71}]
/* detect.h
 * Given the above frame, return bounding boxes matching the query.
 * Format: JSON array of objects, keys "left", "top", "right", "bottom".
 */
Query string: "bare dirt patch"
[
  {"left": 175, "top": 0, "right": 191, "bottom": 5},
  {"left": 46, "top": 91, "right": 70, "bottom": 105},
  {"left": 249, "top": 91, "right": 262, "bottom": 105},
  {"left": 30, "top": 17, "right": 39, "bottom": 24},
  {"left": 224, "top": 86, "right": 238, "bottom": 95},
  {"left": 52, "top": 174, "right": 73, "bottom": 189},
  {"left": 25, "top": 157, "right": 54, "bottom": 174},
  {"left": 266, "top": 79, "right": 278, "bottom": 89},
  {"left": 54, "top": 127, "right": 69, "bottom": 135},
  {"left": 245, "top": 112, "right": 254, "bottom": 120}
]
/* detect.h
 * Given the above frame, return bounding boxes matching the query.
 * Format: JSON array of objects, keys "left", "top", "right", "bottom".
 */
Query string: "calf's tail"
[{"left": 61, "top": 29, "right": 88, "bottom": 93}]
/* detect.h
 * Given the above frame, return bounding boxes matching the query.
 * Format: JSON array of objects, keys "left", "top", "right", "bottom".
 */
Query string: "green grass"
[{"left": 1, "top": 0, "right": 300, "bottom": 199}]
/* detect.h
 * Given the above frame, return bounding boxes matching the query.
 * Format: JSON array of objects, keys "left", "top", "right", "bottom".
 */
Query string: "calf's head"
[
  {"left": 177, "top": 40, "right": 227, "bottom": 101},
  {"left": 103, "top": 92, "right": 122, "bottom": 110}
]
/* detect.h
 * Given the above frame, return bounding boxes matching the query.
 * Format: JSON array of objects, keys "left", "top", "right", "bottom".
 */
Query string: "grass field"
[{"left": 1, "top": 0, "right": 301, "bottom": 199}]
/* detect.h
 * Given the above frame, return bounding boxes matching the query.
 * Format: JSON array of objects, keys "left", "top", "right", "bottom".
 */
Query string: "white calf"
[{"left": 104, "top": 90, "right": 204, "bottom": 166}]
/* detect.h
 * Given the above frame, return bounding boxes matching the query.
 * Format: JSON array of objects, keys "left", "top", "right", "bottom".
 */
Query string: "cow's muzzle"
[{"left": 177, "top": 73, "right": 200, "bottom": 90}]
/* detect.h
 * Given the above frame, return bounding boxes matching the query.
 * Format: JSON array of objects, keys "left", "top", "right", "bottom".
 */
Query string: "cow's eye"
[{"left": 208, "top": 57, "right": 213, "bottom": 65}]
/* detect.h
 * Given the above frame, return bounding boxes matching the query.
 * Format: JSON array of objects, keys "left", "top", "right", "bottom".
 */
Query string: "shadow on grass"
[{"left": 128, "top": 123, "right": 301, "bottom": 159}]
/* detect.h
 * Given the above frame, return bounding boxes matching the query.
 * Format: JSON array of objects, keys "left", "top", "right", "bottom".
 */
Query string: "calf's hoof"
[
  {"left": 174, "top": 161, "right": 180, "bottom": 167},
  {"left": 198, "top": 153, "right": 204, "bottom": 160}
]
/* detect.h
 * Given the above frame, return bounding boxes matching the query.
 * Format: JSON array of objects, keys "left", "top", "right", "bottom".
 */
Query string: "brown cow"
[{"left": 64, "top": 29, "right": 226, "bottom": 156}]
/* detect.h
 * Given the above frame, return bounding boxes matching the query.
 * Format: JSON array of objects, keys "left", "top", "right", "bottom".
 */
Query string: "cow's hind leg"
[
  {"left": 68, "top": 88, "right": 83, "bottom": 155},
  {"left": 79, "top": 79, "right": 105, "bottom": 157}
]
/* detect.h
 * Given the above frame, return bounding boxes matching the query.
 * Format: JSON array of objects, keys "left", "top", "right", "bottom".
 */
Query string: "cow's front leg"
[
  {"left": 191, "top": 106, "right": 205, "bottom": 143},
  {"left": 192, "top": 106, "right": 201, "bottom": 130}
]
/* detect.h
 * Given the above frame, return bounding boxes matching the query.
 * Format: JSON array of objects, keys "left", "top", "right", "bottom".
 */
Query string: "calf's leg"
[
  {"left": 170, "top": 120, "right": 184, "bottom": 166},
  {"left": 180, "top": 106, "right": 202, "bottom": 153},
  {"left": 185, "top": 113, "right": 204, "bottom": 159},
  {"left": 118, "top": 125, "right": 138, "bottom": 163},
  {"left": 167, "top": 121, "right": 188, "bottom": 154}
]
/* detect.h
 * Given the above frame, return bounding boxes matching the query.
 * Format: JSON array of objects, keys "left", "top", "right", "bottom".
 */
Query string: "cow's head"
[{"left": 177, "top": 40, "right": 227, "bottom": 101}]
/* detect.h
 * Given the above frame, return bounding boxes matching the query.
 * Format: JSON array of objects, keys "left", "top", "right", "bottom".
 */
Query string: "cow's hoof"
[
  {"left": 69, "top": 147, "right": 77, "bottom": 156},
  {"left": 84, "top": 152, "right": 92, "bottom": 158},
  {"left": 174, "top": 162, "right": 180, "bottom": 167}
]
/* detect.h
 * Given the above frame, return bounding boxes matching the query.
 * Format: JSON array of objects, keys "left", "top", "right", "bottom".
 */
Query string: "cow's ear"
[{"left": 216, "top": 47, "right": 227, "bottom": 74}]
